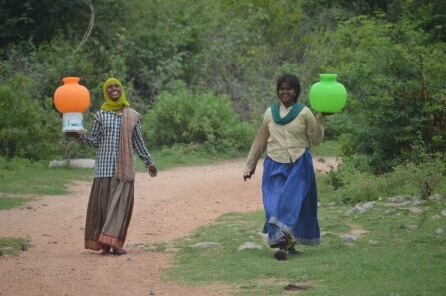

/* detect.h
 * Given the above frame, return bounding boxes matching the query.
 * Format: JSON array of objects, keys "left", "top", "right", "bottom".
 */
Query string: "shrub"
[
  {"left": 143, "top": 86, "right": 255, "bottom": 152},
  {"left": 0, "top": 79, "right": 62, "bottom": 160},
  {"left": 323, "top": 154, "right": 446, "bottom": 204}
]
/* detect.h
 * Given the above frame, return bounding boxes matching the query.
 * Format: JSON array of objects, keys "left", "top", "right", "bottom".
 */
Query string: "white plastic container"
[{"left": 62, "top": 112, "right": 87, "bottom": 133}]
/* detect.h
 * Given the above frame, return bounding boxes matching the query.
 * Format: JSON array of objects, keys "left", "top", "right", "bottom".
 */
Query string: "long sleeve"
[
  {"left": 244, "top": 115, "right": 270, "bottom": 176},
  {"left": 305, "top": 112, "right": 325, "bottom": 145},
  {"left": 132, "top": 120, "right": 154, "bottom": 167},
  {"left": 80, "top": 114, "right": 102, "bottom": 148}
]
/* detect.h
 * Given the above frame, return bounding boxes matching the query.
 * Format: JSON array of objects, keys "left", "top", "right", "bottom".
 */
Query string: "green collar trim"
[{"left": 271, "top": 102, "right": 304, "bottom": 125}]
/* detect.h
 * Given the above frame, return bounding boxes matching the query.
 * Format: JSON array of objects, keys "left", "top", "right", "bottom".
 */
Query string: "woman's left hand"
[{"left": 148, "top": 164, "right": 158, "bottom": 177}]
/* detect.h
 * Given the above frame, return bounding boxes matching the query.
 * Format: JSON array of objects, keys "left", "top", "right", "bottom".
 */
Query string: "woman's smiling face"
[
  {"left": 278, "top": 82, "right": 296, "bottom": 107},
  {"left": 106, "top": 84, "right": 122, "bottom": 101}
]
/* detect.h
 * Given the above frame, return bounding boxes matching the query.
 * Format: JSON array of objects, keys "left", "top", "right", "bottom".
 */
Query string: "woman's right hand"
[
  {"left": 243, "top": 169, "right": 255, "bottom": 181},
  {"left": 148, "top": 164, "right": 158, "bottom": 177}
]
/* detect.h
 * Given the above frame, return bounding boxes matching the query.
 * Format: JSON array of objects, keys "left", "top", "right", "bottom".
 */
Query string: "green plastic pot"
[{"left": 309, "top": 73, "right": 347, "bottom": 113}]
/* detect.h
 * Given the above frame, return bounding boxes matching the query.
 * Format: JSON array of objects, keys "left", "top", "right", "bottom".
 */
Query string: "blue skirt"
[{"left": 262, "top": 150, "right": 320, "bottom": 247}]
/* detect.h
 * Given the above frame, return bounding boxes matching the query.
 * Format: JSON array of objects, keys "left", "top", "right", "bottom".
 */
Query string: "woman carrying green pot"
[
  {"left": 67, "top": 78, "right": 157, "bottom": 255},
  {"left": 243, "top": 74, "right": 329, "bottom": 260}
]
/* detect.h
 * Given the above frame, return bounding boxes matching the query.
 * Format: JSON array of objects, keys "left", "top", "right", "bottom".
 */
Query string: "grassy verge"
[
  {"left": 158, "top": 193, "right": 445, "bottom": 295},
  {"left": 156, "top": 155, "right": 445, "bottom": 295},
  {"left": 0, "top": 238, "right": 30, "bottom": 256},
  {"left": 0, "top": 164, "right": 92, "bottom": 195},
  {"left": 0, "top": 195, "right": 33, "bottom": 210}
]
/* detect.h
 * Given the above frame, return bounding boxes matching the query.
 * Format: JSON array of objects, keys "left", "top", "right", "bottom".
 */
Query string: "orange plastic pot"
[{"left": 54, "top": 77, "right": 90, "bottom": 113}]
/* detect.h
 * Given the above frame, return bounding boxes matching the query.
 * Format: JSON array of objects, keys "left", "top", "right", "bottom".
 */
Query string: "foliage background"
[{"left": 0, "top": 0, "right": 445, "bottom": 176}]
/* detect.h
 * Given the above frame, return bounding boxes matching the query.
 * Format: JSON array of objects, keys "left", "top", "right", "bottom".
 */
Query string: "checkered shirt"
[{"left": 80, "top": 110, "right": 154, "bottom": 178}]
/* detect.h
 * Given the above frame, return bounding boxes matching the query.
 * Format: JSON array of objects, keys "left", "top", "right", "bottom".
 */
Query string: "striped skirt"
[
  {"left": 262, "top": 150, "right": 320, "bottom": 248},
  {"left": 84, "top": 177, "right": 134, "bottom": 250}
]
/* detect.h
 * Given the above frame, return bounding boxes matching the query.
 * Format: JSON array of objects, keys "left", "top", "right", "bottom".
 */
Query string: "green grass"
[
  {"left": 0, "top": 165, "right": 92, "bottom": 195},
  {"left": 160, "top": 193, "right": 446, "bottom": 295},
  {"left": 0, "top": 237, "right": 30, "bottom": 256},
  {"left": 0, "top": 196, "right": 33, "bottom": 210}
]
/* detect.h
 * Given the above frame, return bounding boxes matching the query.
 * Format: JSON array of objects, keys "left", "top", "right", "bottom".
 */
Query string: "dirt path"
[{"left": 0, "top": 158, "right": 337, "bottom": 296}]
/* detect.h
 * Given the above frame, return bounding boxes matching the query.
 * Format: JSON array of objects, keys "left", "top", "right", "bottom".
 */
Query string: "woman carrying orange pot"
[{"left": 68, "top": 78, "right": 157, "bottom": 255}]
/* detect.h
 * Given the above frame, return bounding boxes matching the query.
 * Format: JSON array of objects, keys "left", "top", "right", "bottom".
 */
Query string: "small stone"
[
  {"left": 412, "top": 200, "right": 425, "bottom": 206},
  {"left": 127, "top": 243, "right": 145, "bottom": 250},
  {"left": 368, "top": 240, "right": 379, "bottom": 246},
  {"left": 434, "top": 228, "right": 444, "bottom": 235},
  {"left": 190, "top": 242, "right": 222, "bottom": 249},
  {"left": 149, "top": 289, "right": 156, "bottom": 295},
  {"left": 346, "top": 201, "right": 375, "bottom": 215},
  {"left": 389, "top": 195, "right": 409, "bottom": 203},
  {"left": 406, "top": 225, "right": 418, "bottom": 230},
  {"left": 284, "top": 283, "right": 312, "bottom": 291},
  {"left": 165, "top": 248, "right": 179, "bottom": 253},
  {"left": 346, "top": 207, "right": 361, "bottom": 215},
  {"left": 340, "top": 234, "right": 357, "bottom": 242},
  {"left": 431, "top": 215, "right": 441, "bottom": 220},
  {"left": 145, "top": 245, "right": 158, "bottom": 251},
  {"left": 385, "top": 209, "right": 398, "bottom": 215},
  {"left": 441, "top": 210, "right": 446, "bottom": 216},
  {"left": 237, "top": 242, "right": 262, "bottom": 251},
  {"left": 409, "top": 207, "right": 423, "bottom": 214},
  {"left": 429, "top": 193, "right": 443, "bottom": 201}
]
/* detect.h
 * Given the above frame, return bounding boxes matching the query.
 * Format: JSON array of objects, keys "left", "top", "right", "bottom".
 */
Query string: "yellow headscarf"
[{"left": 101, "top": 78, "right": 130, "bottom": 111}]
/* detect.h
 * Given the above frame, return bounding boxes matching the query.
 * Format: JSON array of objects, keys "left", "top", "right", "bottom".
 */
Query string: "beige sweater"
[{"left": 244, "top": 104, "right": 325, "bottom": 176}]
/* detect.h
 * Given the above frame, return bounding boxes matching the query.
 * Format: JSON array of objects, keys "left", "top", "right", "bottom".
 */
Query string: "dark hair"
[{"left": 276, "top": 74, "right": 301, "bottom": 102}]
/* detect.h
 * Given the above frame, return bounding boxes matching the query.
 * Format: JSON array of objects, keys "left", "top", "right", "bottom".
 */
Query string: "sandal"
[
  {"left": 100, "top": 244, "right": 111, "bottom": 255},
  {"left": 274, "top": 247, "right": 288, "bottom": 261},
  {"left": 112, "top": 248, "right": 127, "bottom": 256}
]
